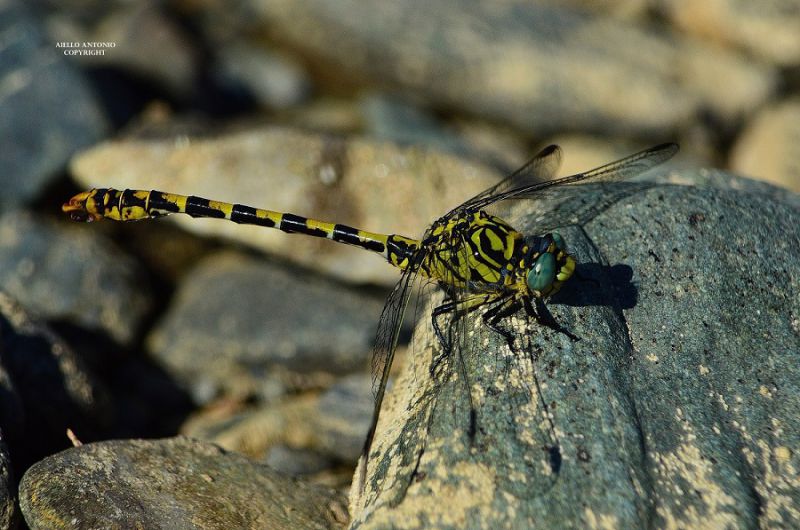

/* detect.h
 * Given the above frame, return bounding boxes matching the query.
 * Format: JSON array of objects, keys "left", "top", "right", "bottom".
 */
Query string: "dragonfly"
[{"left": 63, "top": 142, "right": 678, "bottom": 494}]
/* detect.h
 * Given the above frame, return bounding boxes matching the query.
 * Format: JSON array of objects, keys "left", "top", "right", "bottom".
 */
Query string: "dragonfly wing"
[
  {"left": 494, "top": 180, "right": 658, "bottom": 236},
  {"left": 472, "top": 143, "right": 678, "bottom": 213},
  {"left": 445, "top": 145, "right": 563, "bottom": 218},
  {"left": 359, "top": 260, "right": 418, "bottom": 493}
]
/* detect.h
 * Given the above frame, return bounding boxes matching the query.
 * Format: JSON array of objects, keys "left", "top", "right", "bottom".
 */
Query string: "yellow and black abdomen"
[{"left": 62, "top": 188, "right": 422, "bottom": 269}]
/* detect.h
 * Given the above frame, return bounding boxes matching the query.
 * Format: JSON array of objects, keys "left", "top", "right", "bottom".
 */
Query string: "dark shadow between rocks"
[{"left": 52, "top": 322, "right": 194, "bottom": 440}]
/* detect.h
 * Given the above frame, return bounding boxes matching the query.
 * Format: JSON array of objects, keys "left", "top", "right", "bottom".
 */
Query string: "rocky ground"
[{"left": 1, "top": 0, "right": 799, "bottom": 528}]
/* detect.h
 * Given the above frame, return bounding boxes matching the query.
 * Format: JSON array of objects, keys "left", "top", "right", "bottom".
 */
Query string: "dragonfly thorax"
[{"left": 420, "top": 210, "right": 524, "bottom": 289}]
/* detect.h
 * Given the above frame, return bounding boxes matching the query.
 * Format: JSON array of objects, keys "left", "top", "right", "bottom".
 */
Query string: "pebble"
[
  {"left": 0, "top": 293, "right": 113, "bottom": 475},
  {"left": 0, "top": 0, "right": 107, "bottom": 212},
  {"left": 181, "top": 375, "right": 372, "bottom": 469},
  {"left": 214, "top": 43, "right": 312, "bottom": 109},
  {"left": 19, "top": 437, "right": 349, "bottom": 529},
  {"left": 247, "top": 0, "right": 775, "bottom": 136},
  {"left": 147, "top": 252, "right": 383, "bottom": 401},
  {"left": 0, "top": 211, "right": 150, "bottom": 345},
  {"left": 660, "top": 0, "right": 800, "bottom": 66},
  {"left": 0, "top": 437, "right": 15, "bottom": 529},
  {"left": 730, "top": 98, "right": 800, "bottom": 192}
]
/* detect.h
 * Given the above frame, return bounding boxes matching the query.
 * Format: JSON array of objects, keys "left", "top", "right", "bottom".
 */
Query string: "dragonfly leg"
[
  {"left": 430, "top": 293, "right": 499, "bottom": 377},
  {"left": 481, "top": 295, "right": 520, "bottom": 348},
  {"left": 525, "top": 297, "right": 579, "bottom": 341},
  {"left": 430, "top": 299, "right": 457, "bottom": 378}
]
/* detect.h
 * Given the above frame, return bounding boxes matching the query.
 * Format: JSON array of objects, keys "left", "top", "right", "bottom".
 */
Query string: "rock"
[
  {"left": 359, "top": 94, "right": 469, "bottom": 155},
  {"left": 71, "top": 3, "right": 199, "bottom": 97},
  {"left": 247, "top": 0, "right": 775, "bottom": 136},
  {"left": 100, "top": 4, "right": 197, "bottom": 93},
  {"left": 535, "top": 0, "right": 648, "bottom": 19},
  {"left": 315, "top": 374, "right": 373, "bottom": 462},
  {"left": 658, "top": 0, "right": 800, "bottom": 67},
  {"left": 265, "top": 445, "right": 336, "bottom": 477},
  {"left": 0, "top": 293, "right": 113, "bottom": 473},
  {"left": 148, "top": 252, "right": 384, "bottom": 401},
  {"left": 282, "top": 97, "right": 365, "bottom": 134},
  {"left": 69, "top": 126, "right": 500, "bottom": 285},
  {"left": 182, "top": 375, "right": 372, "bottom": 468},
  {"left": 730, "top": 98, "right": 800, "bottom": 193},
  {"left": 0, "top": 211, "right": 150, "bottom": 344},
  {"left": 0, "top": 436, "right": 16, "bottom": 530},
  {"left": 351, "top": 171, "right": 800, "bottom": 528},
  {"left": 182, "top": 394, "right": 321, "bottom": 459},
  {"left": 19, "top": 437, "right": 349, "bottom": 529},
  {"left": 214, "top": 43, "right": 312, "bottom": 109},
  {"left": 0, "top": 0, "right": 107, "bottom": 212}
]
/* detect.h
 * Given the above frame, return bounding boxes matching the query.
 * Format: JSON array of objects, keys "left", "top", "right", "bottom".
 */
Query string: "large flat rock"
[{"left": 351, "top": 171, "right": 800, "bottom": 528}]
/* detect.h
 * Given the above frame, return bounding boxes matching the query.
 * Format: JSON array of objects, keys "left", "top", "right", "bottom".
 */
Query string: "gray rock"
[
  {"left": 148, "top": 252, "right": 384, "bottom": 401},
  {"left": 215, "top": 43, "right": 312, "bottom": 109},
  {"left": 0, "top": 436, "right": 16, "bottom": 530},
  {"left": 92, "top": 4, "right": 199, "bottom": 97},
  {"left": 316, "top": 374, "right": 373, "bottom": 462},
  {"left": 265, "top": 445, "right": 336, "bottom": 476},
  {"left": 0, "top": 211, "right": 150, "bottom": 345},
  {"left": 19, "top": 437, "right": 349, "bottom": 529},
  {"left": 69, "top": 126, "right": 500, "bottom": 286},
  {"left": 248, "top": 0, "right": 775, "bottom": 136},
  {"left": 359, "top": 94, "right": 469, "bottom": 155},
  {"left": 0, "top": 293, "right": 113, "bottom": 472},
  {"left": 0, "top": 0, "right": 107, "bottom": 211},
  {"left": 182, "top": 375, "right": 372, "bottom": 469},
  {"left": 351, "top": 172, "right": 800, "bottom": 528}
]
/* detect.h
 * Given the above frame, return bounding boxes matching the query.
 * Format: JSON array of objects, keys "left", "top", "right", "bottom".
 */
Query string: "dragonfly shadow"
[{"left": 553, "top": 262, "right": 637, "bottom": 311}]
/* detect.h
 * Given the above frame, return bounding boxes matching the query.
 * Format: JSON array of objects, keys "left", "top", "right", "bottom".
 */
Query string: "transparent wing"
[
  {"left": 445, "top": 145, "right": 563, "bottom": 218},
  {"left": 359, "top": 259, "right": 418, "bottom": 491},
  {"left": 467, "top": 143, "right": 678, "bottom": 215},
  {"left": 494, "top": 180, "right": 659, "bottom": 237}
]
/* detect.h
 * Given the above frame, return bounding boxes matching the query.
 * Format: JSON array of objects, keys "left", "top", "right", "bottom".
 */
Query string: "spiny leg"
[
  {"left": 430, "top": 298, "right": 457, "bottom": 379},
  {"left": 525, "top": 297, "right": 579, "bottom": 342},
  {"left": 482, "top": 295, "right": 521, "bottom": 348},
  {"left": 430, "top": 293, "right": 500, "bottom": 377}
]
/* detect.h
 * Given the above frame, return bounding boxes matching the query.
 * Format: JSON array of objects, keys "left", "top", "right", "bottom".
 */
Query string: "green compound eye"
[
  {"left": 551, "top": 232, "right": 566, "bottom": 250},
  {"left": 527, "top": 252, "right": 556, "bottom": 292}
]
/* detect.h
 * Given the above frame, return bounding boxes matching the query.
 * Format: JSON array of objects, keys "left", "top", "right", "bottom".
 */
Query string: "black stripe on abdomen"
[
  {"left": 120, "top": 189, "right": 147, "bottom": 210},
  {"left": 230, "top": 204, "right": 276, "bottom": 227},
  {"left": 147, "top": 191, "right": 180, "bottom": 214},
  {"left": 185, "top": 196, "right": 226, "bottom": 218},
  {"left": 333, "top": 224, "right": 385, "bottom": 252},
  {"left": 279, "top": 213, "right": 328, "bottom": 237}
]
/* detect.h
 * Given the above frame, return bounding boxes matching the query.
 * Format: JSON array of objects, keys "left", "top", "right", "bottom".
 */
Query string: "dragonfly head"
[{"left": 525, "top": 233, "right": 576, "bottom": 298}]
